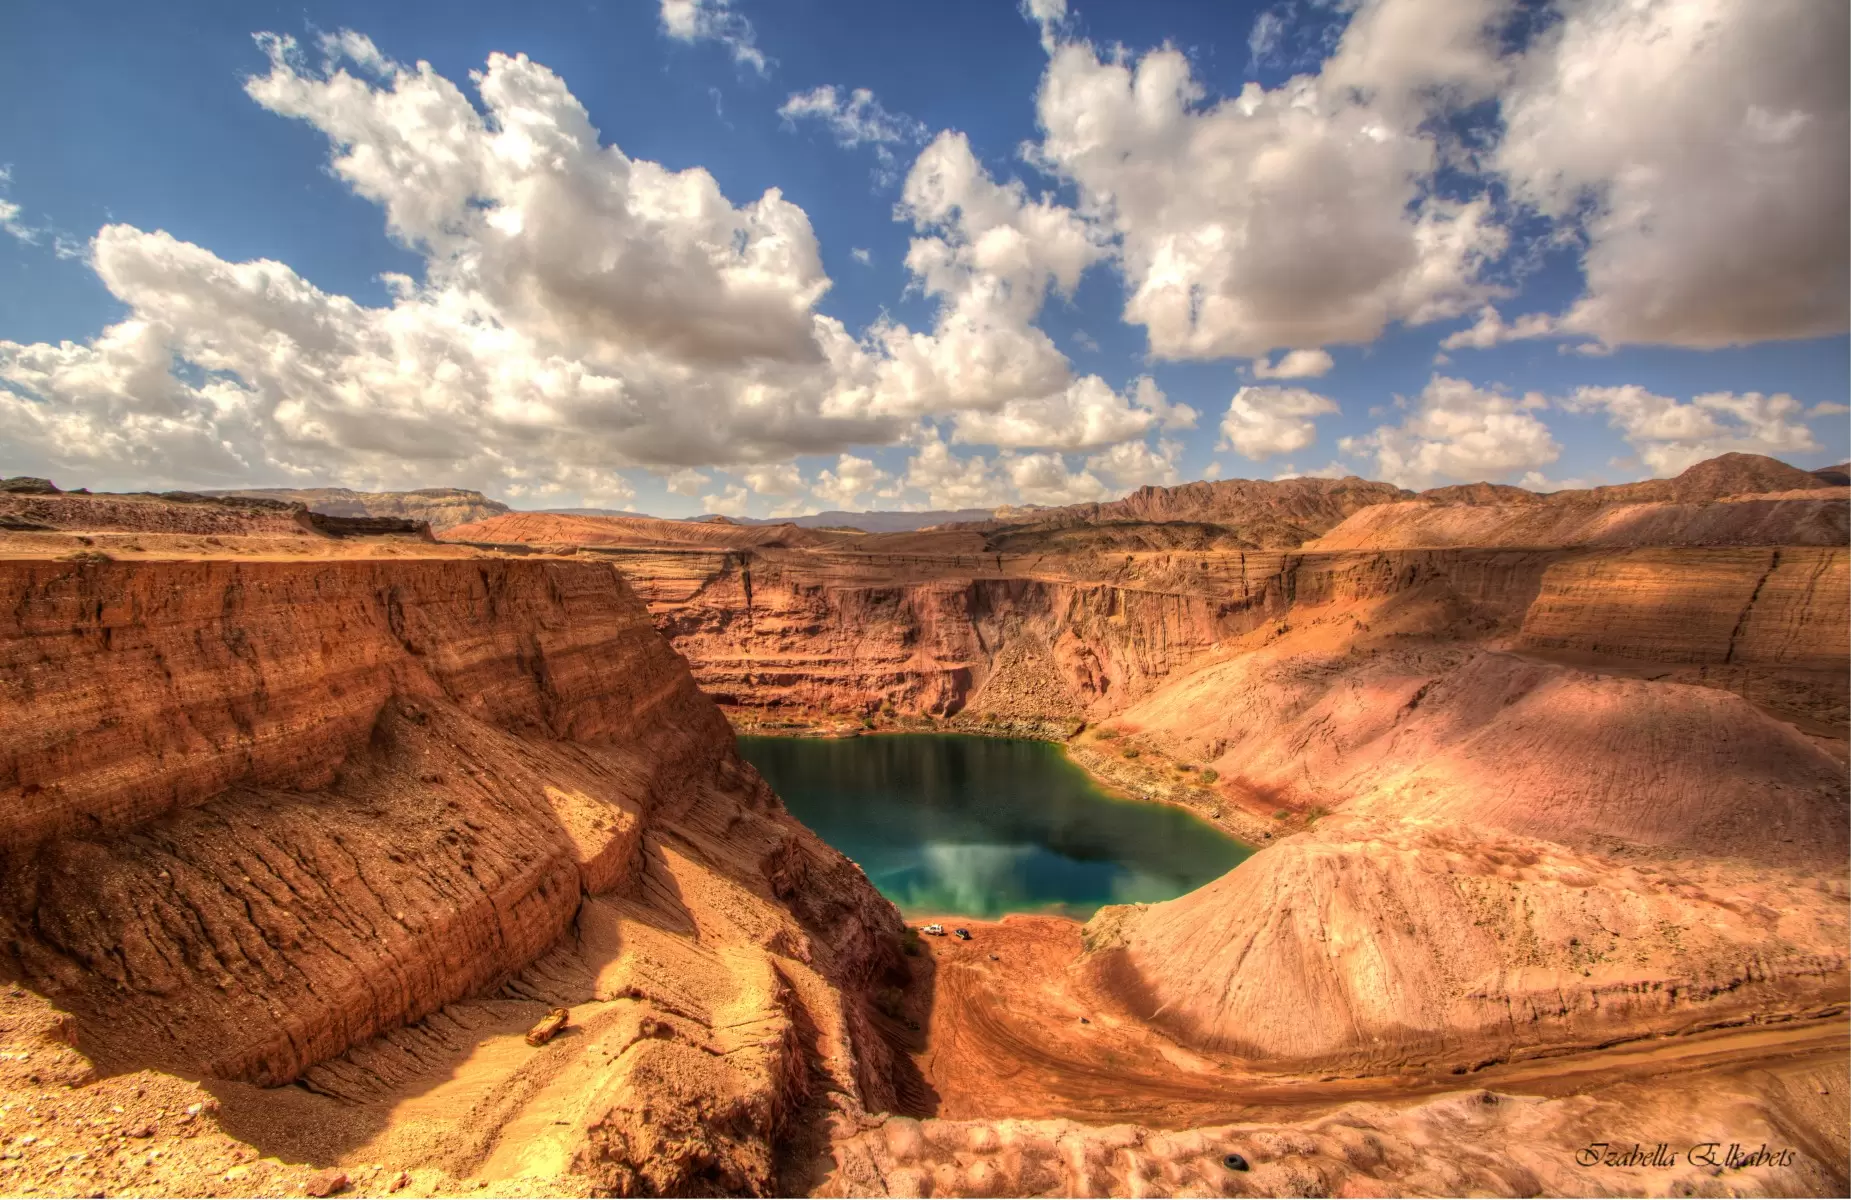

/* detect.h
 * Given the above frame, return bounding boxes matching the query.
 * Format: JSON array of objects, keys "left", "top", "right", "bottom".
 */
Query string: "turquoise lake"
[{"left": 736, "top": 734, "right": 1251, "bottom": 919}]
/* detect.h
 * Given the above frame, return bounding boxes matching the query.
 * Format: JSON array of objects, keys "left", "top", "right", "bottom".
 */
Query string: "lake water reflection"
[{"left": 736, "top": 733, "right": 1250, "bottom": 919}]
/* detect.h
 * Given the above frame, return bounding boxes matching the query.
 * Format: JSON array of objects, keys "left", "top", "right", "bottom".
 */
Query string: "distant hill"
[
  {"left": 539, "top": 506, "right": 994, "bottom": 533},
  {"left": 1309, "top": 453, "right": 1847, "bottom": 550},
  {"left": 444, "top": 511, "right": 842, "bottom": 550},
  {"left": 206, "top": 454, "right": 1841, "bottom": 539},
  {"left": 209, "top": 487, "right": 509, "bottom": 532},
  {"left": 541, "top": 507, "right": 659, "bottom": 520},
  {"left": 984, "top": 477, "right": 1414, "bottom": 547},
  {"left": 1562, "top": 452, "right": 1834, "bottom": 504}
]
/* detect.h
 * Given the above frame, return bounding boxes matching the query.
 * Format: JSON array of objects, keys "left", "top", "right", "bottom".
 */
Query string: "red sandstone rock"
[
  {"left": 524, "top": 1007, "right": 569, "bottom": 1046},
  {"left": 0, "top": 550, "right": 910, "bottom": 1183}
]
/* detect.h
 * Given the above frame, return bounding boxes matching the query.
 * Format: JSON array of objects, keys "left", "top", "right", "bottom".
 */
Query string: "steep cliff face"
[
  {"left": 651, "top": 556, "right": 1244, "bottom": 719},
  {"left": 0, "top": 551, "right": 907, "bottom": 1193},
  {"left": 565, "top": 538, "right": 1844, "bottom": 739},
  {"left": 1516, "top": 546, "right": 1848, "bottom": 670},
  {"left": 439, "top": 457, "right": 1848, "bottom": 736},
  {"left": 0, "top": 558, "right": 714, "bottom": 850}
]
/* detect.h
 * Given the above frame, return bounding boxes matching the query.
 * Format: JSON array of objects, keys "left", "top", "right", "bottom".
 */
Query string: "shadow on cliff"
[{"left": 886, "top": 941, "right": 941, "bottom": 1118}]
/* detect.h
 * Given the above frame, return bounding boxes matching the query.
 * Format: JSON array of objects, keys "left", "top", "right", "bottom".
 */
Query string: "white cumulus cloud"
[
  {"left": 0, "top": 35, "right": 908, "bottom": 498},
  {"left": 898, "top": 430, "right": 1121, "bottom": 510},
  {"left": 664, "top": 468, "right": 710, "bottom": 496},
  {"left": 1220, "top": 385, "right": 1341, "bottom": 460},
  {"left": 952, "top": 375, "right": 1193, "bottom": 451},
  {"left": 1498, "top": 0, "right": 1848, "bottom": 347},
  {"left": 810, "top": 453, "right": 894, "bottom": 509},
  {"left": 1339, "top": 374, "right": 1559, "bottom": 487},
  {"left": 740, "top": 461, "right": 805, "bottom": 495},
  {"left": 1030, "top": 0, "right": 1513, "bottom": 361},
  {"left": 1252, "top": 348, "right": 1335, "bottom": 379},
  {"left": 1559, "top": 385, "right": 1820, "bottom": 475},
  {"left": 702, "top": 483, "right": 752, "bottom": 515},
  {"left": 1087, "top": 438, "right": 1184, "bottom": 488},
  {"left": 1438, "top": 305, "right": 1558, "bottom": 351}
]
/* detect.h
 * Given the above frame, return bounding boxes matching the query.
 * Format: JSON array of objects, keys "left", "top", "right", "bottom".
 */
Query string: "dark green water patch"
[{"left": 737, "top": 734, "right": 1250, "bottom": 920}]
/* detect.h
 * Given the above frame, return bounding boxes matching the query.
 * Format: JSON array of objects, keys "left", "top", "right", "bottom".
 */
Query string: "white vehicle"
[{"left": 920, "top": 923, "right": 946, "bottom": 936}]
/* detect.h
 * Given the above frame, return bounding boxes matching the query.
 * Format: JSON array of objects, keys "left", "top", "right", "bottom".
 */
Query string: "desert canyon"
[{"left": 0, "top": 453, "right": 1846, "bottom": 1199}]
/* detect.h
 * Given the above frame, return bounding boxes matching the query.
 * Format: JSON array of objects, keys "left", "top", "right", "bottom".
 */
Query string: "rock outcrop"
[
  {"left": 208, "top": 487, "right": 512, "bottom": 532},
  {"left": 0, "top": 490, "right": 313, "bottom": 537}
]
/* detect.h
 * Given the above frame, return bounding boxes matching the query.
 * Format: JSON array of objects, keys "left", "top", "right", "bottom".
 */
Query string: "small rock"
[
  {"left": 388, "top": 1170, "right": 411, "bottom": 1192},
  {"left": 524, "top": 1008, "right": 570, "bottom": 1047},
  {"left": 304, "top": 1167, "right": 349, "bottom": 1197},
  {"left": 127, "top": 1125, "right": 155, "bottom": 1139}
]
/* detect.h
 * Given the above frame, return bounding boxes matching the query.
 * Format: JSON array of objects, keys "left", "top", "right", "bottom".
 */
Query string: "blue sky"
[{"left": 0, "top": 0, "right": 1844, "bottom": 516}]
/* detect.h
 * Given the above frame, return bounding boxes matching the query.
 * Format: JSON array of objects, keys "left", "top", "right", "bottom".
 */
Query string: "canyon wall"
[
  {"left": 0, "top": 557, "right": 714, "bottom": 849},
  {"left": 0, "top": 551, "right": 909, "bottom": 1191},
  {"left": 532, "top": 537, "right": 1845, "bottom": 737},
  {"left": 444, "top": 457, "right": 1847, "bottom": 737}
]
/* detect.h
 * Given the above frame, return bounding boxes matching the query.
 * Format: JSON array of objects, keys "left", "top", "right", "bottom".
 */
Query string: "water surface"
[{"left": 737, "top": 734, "right": 1250, "bottom": 919}]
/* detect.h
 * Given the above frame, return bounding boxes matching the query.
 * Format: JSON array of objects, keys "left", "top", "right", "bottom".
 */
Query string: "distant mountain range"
[
  {"left": 541, "top": 507, "right": 996, "bottom": 532},
  {"left": 202, "top": 456, "right": 1850, "bottom": 537}
]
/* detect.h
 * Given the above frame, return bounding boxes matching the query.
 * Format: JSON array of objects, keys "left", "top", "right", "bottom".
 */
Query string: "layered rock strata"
[{"left": 0, "top": 551, "right": 908, "bottom": 1193}]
